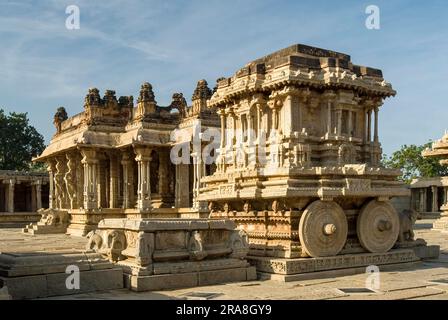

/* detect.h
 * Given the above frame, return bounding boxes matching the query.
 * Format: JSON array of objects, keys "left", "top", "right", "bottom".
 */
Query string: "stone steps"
[{"left": 0, "top": 251, "right": 124, "bottom": 299}]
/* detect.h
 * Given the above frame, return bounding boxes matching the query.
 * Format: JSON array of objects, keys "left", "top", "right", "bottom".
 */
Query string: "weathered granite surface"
[
  {"left": 87, "top": 218, "right": 256, "bottom": 291},
  {"left": 0, "top": 229, "right": 123, "bottom": 299}
]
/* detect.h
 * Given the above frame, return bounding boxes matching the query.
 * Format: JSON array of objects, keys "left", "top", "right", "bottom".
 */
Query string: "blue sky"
[{"left": 0, "top": 0, "right": 447, "bottom": 156}]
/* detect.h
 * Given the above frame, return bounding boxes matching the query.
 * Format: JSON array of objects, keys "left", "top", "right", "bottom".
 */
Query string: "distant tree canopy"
[
  {"left": 0, "top": 109, "right": 46, "bottom": 171},
  {"left": 382, "top": 142, "right": 448, "bottom": 183}
]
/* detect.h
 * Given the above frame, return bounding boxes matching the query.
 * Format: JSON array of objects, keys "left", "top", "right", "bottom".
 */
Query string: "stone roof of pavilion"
[
  {"left": 208, "top": 43, "right": 396, "bottom": 108},
  {"left": 34, "top": 80, "right": 219, "bottom": 162},
  {"left": 0, "top": 170, "right": 49, "bottom": 181},
  {"left": 410, "top": 176, "right": 448, "bottom": 188},
  {"left": 422, "top": 133, "right": 448, "bottom": 159}
]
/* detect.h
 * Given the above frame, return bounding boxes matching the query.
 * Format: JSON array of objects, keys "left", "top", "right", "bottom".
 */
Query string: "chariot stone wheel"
[
  {"left": 357, "top": 200, "right": 399, "bottom": 253},
  {"left": 298, "top": 200, "right": 348, "bottom": 258}
]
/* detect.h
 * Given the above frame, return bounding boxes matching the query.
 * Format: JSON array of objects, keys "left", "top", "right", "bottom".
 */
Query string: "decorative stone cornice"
[
  {"left": 137, "top": 82, "right": 156, "bottom": 104},
  {"left": 192, "top": 79, "right": 212, "bottom": 101},
  {"left": 84, "top": 88, "right": 102, "bottom": 107}
]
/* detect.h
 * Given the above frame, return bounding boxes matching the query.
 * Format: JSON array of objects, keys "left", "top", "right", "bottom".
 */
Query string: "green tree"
[
  {"left": 382, "top": 142, "right": 448, "bottom": 183},
  {"left": 0, "top": 109, "right": 46, "bottom": 171}
]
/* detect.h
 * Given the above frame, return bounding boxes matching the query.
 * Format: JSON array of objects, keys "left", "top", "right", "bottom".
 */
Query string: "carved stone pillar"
[
  {"left": 4, "top": 179, "right": 15, "bottom": 213},
  {"left": 47, "top": 159, "right": 56, "bottom": 209},
  {"left": 367, "top": 109, "right": 372, "bottom": 143},
  {"left": 337, "top": 109, "right": 342, "bottom": 136},
  {"left": 121, "top": 151, "right": 134, "bottom": 209},
  {"left": 35, "top": 180, "right": 42, "bottom": 211},
  {"left": 374, "top": 107, "right": 379, "bottom": 143},
  {"left": 323, "top": 91, "right": 335, "bottom": 136},
  {"left": 228, "top": 108, "right": 236, "bottom": 147},
  {"left": 218, "top": 108, "right": 226, "bottom": 148},
  {"left": 423, "top": 188, "right": 428, "bottom": 212},
  {"left": 272, "top": 107, "right": 278, "bottom": 132},
  {"left": 134, "top": 147, "right": 152, "bottom": 211},
  {"left": 109, "top": 153, "right": 119, "bottom": 208},
  {"left": 191, "top": 152, "right": 198, "bottom": 208},
  {"left": 81, "top": 149, "right": 99, "bottom": 210},
  {"left": 65, "top": 153, "right": 77, "bottom": 209},
  {"left": 348, "top": 110, "right": 353, "bottom": 137},
  {"left": 76, "top": 153, "right": 84, "bottom": 208},
  {"left": 419, "top": 189, "right": 426, "bottom": 212},
  {"left": 31, "top": 182, "right": 37, "bottom": 212},
  {"left": 30, "top": 180, "right": 41, "bottom": 212},
  {"left": 55, "top": 156, "right": 67, "bottom": 209},
  {"left": 97, "top": 157, "right": 107, "bottom": 209},
  {"left": 281, "top": 94, "right": 292, "bottom": 136},
  {"left": 432, "top": 185, "right": 439, "bottom": 212},
  {"left": 191, "top": 152, "right": 205, "bottom": 210},
  {"left": 297, "top": 90, "right": 309, "bottom": 133},
  {"left": 257, "top": 103, "right": 264, "bottom": 137},
  {"left": 175, "top": 164, "right": 190, "bottom": 208},
  {"left": 247, "top": 114, "right": 253, "bottom": 144}
]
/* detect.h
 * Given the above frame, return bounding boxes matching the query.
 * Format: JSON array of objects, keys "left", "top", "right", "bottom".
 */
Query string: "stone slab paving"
[
  {"left": 2, "top": 219, "right": 448, "bottom": 300},
  {"left": 0, "top": 229, "right": 86, "bottom": 254}
]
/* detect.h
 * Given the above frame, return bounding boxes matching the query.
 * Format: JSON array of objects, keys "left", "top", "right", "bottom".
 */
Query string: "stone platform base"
[
  {"left": 258, "top": 261, "right": 421, "bottom": 282},
  {"left": 89, "top": 218, "right": 256, "bottom": 292},
  {"left": 249, "top": 248, "right": 438, "bottom": 282},
  {"left": 419, "top": 212, "right": 441, "bottom": 219},
  {"left": 0, "top": 212, "right": 40, "bottom": 228},
  {"left": 23, "top": 223, "right": 67, "bottom": 235},
  {"left": 0, "top": 251, "right": 123, "bottom": 299},
  {"left": 66, "top": 224, "right": 95, "bottom": 237},
  {"left": 125, "top": 265, "right": 257, "bottom": 291},
  {"left": 0, "top": 285, "right": 11, "bottom": 300},
  {"left": 433, "top": 216, "right": 448, "bottom": 232},
  {"left": 408, "top": 245, "right": 440, "bottom": 259}
]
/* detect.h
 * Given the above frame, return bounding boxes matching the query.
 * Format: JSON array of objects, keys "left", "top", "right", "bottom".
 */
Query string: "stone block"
[
  {"left": 126, "top": 272, "right": 199, "bottom": 292},
  {"left": 197, "top": 267, "right": 248, "bottom": 286},
  {"left": 0, "top": 252, "right": 114, "bottom": 277},
  {"left": 248, "top": 249, "right": 420, "bottom": 275},
  {"left": 125, "top": 266, "right": 256, "bottom": 291},
  {"left": 207, "top": 219, "right": 236, "bottom": 230},
  {"left": 0, "top": 274, "right": 47, "bottom": 299},
  {"left": 45, "top": 268, "right": 123, "bottom": 297},
  {"left": 246, "top": 266, "right": 257, "bottom": 280},
  {"left": 1, "top": 268, "right": 123, "bottom": 299},
  {"left": 258, "top": 261, "right": 421, "bottom": 282},
  {"left": 412, "top": 245, "right": 440, "bottom": 260},
  {"left": 0, "top": 285, "right": 11, "bottom": 300}
]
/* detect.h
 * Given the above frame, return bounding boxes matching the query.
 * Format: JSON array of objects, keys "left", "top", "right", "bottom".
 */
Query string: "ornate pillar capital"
[
  {"left": 322, "top": 90, "right": 337, "bottom": 102},
  {"left": 2, "top": 178, "right": 15, "bottom": 185},
  {"left": 80, "top": 148, "right": 98, "bottom": 164},
  {"left": 134, "top": 146, "right": 153, "bottom": 162},
  {"left": 134, "top": 147, "right": 152, "bottom": 211}
]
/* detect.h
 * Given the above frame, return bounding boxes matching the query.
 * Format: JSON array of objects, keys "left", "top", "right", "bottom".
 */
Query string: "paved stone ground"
[
  {"left": 0, "top": 228, "right": 86, "bottom": 253},
  {"left": 1, "top": 219, "right": 448, "bottom": 300}
]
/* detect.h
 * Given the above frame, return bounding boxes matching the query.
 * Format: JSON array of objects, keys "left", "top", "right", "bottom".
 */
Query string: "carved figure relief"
[
  {"left": 53, "top": 107, "right": 68, "bottom": 134},
  {"left": 229, "top": 229, "right": 249, "bottom": 259},
  {"left": 188, "top": 230, "right": 207, "bottom": 261},
  {"left": 398, "top": 209, "right": 419, "bottom": 242}
]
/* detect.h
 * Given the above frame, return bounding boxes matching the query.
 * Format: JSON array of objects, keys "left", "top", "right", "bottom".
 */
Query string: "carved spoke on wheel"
[
  {"left": 357, "top": 200, "right": 399, "bottom": 253},
  {"left": 299, "top": 200, "right": 348, "bottom": 258}
]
